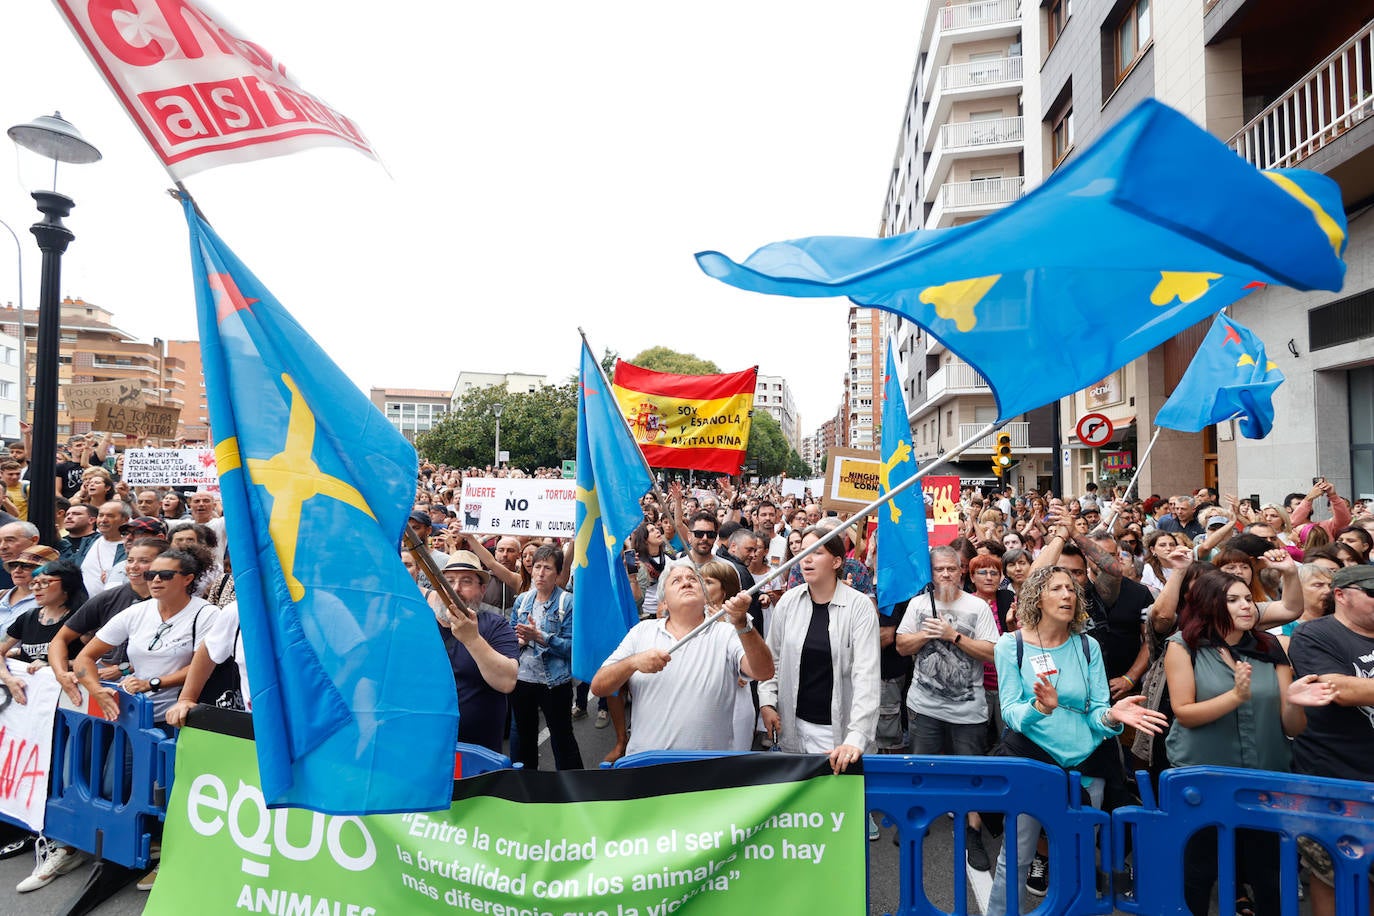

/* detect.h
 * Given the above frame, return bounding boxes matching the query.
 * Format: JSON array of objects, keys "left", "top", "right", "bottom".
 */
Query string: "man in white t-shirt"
[
  {"left": 896, "top": 545, "right": 999, "bottom": 750},
  {"left": 81, "top": 501, "right": 129, "bottom": 597},
  {"left": 590, "top": 563, "right": 773, "bottom": 756},
  {"left": 188, "top": 491, "right": 226, "bottom": 565}
]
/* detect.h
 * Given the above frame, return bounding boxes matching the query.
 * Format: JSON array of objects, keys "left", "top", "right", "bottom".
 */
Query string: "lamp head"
[{"left": 8, "top": 113, "right": 102, "bottom": 193}]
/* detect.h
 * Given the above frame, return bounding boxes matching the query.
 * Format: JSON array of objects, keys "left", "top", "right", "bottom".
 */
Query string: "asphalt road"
[{"left": 0, "top": 702, "right": 988, "bottom": 916}]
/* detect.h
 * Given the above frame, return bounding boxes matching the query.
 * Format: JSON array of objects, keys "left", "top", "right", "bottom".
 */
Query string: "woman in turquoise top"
[
  {"left": 985, "top": 566, "right": 1166, "bottom": 916},
  {"left": 1163, "top": 569, "right": 1333, "bottom": 916}
]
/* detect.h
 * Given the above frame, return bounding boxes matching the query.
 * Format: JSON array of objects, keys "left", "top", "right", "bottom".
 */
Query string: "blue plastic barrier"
[
  {"left": 1115, "top": 765, "right": 1374, "bottom": 916},
  {"left": 456, "top": 743, "right": 514, "bottom": 777},
  {"left": 614, "top": 751, "right": 1110, "bottom": 916},
  {"left": 43, "top": 686, "right": 172, "bottom": 870}
]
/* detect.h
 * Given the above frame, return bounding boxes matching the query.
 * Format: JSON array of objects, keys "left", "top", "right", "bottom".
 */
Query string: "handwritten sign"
[
  {"left": 65, "top": 381, "right": 142, "bottom": 419},
  {"left": 0, "top": 663, "right": 63, "bottom": 831},
  {"left": 821, "top": 449, "right": 880, "bottom": 512},
  {"left": 460, "top": 478, "right": 576, "bottom": 538},
  {"left": 93, "top": 401, "right": 181, "bottom": 439},
  {"left": 123, "top": 448, "right": 219, "bottom": 488}
]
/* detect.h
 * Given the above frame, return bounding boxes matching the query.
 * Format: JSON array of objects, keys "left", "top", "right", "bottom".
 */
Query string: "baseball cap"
[
  {"left": 121, "top": 516, "right": 169, "bottom": 537},
  {"left": 408, "top": 510, "right": 432, "bottom": 528},
  {"left": 1332, "top": 565, "right": 1374, "bottom": 591}
]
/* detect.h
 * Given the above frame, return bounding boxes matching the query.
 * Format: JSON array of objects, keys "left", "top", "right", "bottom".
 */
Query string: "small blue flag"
[
  {"left": 184, "top": 199, "right": 458, "bottom": 814},
  {"left": 696, "top": 100, "right": 1346, "bottom": 421},
  {"left": 1155, "top": 313, "right": 1285, "bottom": 439},
  {"left": 571, "top": 343, "right": 655, "bottom": 683},
  {"left": 877, "top": 341, "right": 930, "bottom": 616}
]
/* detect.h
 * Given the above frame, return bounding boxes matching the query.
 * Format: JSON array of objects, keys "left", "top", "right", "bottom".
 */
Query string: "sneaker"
[
  {"left": 571, "top": 706, "right": 587, "bottom": 721},
  {"left": 137, "top": 865, "right": 159, "bottom": 891},
  {"left": 867, "top": 815, "right": 879, "bottom": 842},
  {"left": 17, "top": 841, "right": 87, "bottom": 893},
  {"left": 594, "top": 710, "right": 609, "bottom": 729},
  {"left": 1025, "top": 852, "right": 1049, "bottom": 897},
  {"left": 966, "top": 828, "right": 991, "bottom": 872}
]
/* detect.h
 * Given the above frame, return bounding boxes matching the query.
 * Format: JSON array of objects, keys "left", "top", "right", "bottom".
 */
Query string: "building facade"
[
  {"left": 369, "top": 388, "right": 450, "bottom": 443},
  {"left": 1038, "top": 0, "right": 1373, "bottom": 503},
  {"left": 846, "top": 307, "right": 884, "bottom": 452},
  {"left": 0, "top": 298, "right": 188, "bottom": 443},
  {"left": 165, "top": 340, "right": 210, "bottom": 444},
  {"left": 0, "top": 330, "right": 19, "bottom": 442},
  {"left": 754, "top": 373, "right": 801, "bottom": 452},
  {"left": 451, "top": 372, "right": 547, "bottom": 403},
  {"left": 881, "top": 0, "right": 1056, "bottom": 491}
]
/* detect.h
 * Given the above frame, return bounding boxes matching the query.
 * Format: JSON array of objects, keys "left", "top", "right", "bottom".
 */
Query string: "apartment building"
[
  {"left": 0, "top": 298, "right": 187, "bottom": 443},
  {"left": 1038, "top": 0, "right": 1373, "bottom": 501},
  {"left": 882, "top": 0, "right": 1057, "bottom": 491},
  {"left": 369, "top": 387, "right": 450, "bottom": 443},
  {"left": 753, "top": 374, "right": 802, "bottom": 452},
  {"left": 846, "top": 307, "right": 884, "bottom": 452}
]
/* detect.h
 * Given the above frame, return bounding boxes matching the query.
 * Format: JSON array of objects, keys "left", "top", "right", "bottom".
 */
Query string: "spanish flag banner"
[{"left": 611, "top": 360, "right": 758, "bottom": 474}]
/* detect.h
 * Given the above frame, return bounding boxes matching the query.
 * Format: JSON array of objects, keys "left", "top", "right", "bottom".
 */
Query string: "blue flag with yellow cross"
[
  {"left": 184, "top": 198, "right": 458, "bottom": 815},
  {"left": 695, "top": 99, "right": 1346, "bottom": 421},
  {"left": 571, "top": 342, "right": 655, "bottom": 683},
  {"left": 1155, "top": 313, "right": 1285, "bottom": 438},
  {"left": 877, "top": 341, "right": 930, "bottom": 616}
]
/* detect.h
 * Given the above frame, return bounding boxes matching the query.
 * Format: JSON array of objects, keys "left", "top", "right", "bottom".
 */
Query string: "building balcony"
[
  {"left": 1229, "top": 19, "right": 1374, "bottom": 173},
  {"left": 924, "top": 116, "right": 1025, "bottom": 198},
  {"left": 959, "top": 421, "right": 1029, "bottom": 450},
  {"left": 915, "top": 360, "right": 993, "bottom": 419},
  {"left": 923, "top": 56, "right": 1024, "bottom": 145},
  {"left": 928, "top": 176, "right": 1025, "bottom": 227},
  {"left": 923, "top": 0, "right": 1023, "bottom": 103}
]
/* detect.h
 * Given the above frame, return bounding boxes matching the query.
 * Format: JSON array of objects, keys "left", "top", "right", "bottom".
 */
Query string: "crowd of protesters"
[
  {"left": 406, "top": 462, "right": 1374, "bottom": 916},
  {"left": 4, "top": 427, "right": 1373, "bottom": 914}
]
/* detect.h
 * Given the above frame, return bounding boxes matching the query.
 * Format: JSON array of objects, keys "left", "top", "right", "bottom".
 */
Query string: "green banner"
[{"left": 148, "top": 726, "right": 866, "bottom": 916}]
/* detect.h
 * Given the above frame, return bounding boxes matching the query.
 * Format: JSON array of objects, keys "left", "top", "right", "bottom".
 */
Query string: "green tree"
[
  {"left": 785, "top": 451, "right": 811, "bottom": 479},
  {"left": 415, "top": 383, "right": 577, "bottom": 470},
  {"left": 745, "top": 410, "right": 795, "bottom": 479},
  {"left": 627, "top": 346, "right": 721, "bottom": 376}
]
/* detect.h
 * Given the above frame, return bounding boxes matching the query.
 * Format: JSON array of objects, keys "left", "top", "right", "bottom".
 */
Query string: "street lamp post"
[
  {"left": 8, "top": 113, "right": 101, "bottom": 546},
  {"left": 492, "top": 402, "right": 503, "bottom": 469}
]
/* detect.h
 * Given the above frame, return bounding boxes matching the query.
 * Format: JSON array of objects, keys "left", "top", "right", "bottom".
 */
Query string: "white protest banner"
[
  {"left": 122, "top": 448, "right": 220, "bottom": 488},
  {"left": 459, "top": 478, "right": 575, "bottom": 538},
  {"left": 52, "top": 0, "right": 379, "bottom": 180},
  {"left": 0, "top": 664, "right": 63, "bottom": 832}
]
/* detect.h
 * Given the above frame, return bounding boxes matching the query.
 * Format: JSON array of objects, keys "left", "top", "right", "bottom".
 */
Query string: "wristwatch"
[
  {"left": 734, "top": 618, "right": 754, "bottom": 635},
  {"left": 148, "top": 677, "right": 162, "bottom": 692}
]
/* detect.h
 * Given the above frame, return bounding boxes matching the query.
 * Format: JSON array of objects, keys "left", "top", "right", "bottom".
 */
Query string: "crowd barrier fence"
[{"left": 1, "top": 697, "right": 1370, "bottom": 916}]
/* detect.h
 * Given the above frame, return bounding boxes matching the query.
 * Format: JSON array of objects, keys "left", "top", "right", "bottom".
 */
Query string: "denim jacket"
[{"left": 510, "top": 587, "right": 574, "bottom": 686}]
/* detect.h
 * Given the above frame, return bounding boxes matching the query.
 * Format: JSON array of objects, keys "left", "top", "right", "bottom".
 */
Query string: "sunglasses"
[
  {"left": 148, "top": 621, "right": 174, "bottom": 651},
  {"left": 4, "top": 561, "right": 36, "bottom": 572},
  {"left": 142, "top": 569, "right": 183, "bottom": 581},
  {"left": 690, "top": 530, "right": 716, "bottom": 539}
]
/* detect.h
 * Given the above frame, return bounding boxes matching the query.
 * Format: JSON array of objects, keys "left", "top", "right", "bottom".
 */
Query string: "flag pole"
[
  {"left": 576, "top": 328, "right": 673, "bottom": 509},
  {"left": 667, "top": 419, "right": 1006, "bottom": 654},
  {"left": 1099, "top": 424, "right": 1163, "bottom": 532}
]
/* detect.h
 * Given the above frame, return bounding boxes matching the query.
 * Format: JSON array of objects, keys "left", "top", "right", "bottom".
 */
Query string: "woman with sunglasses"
[
  {"left": 0, "top": 555, "right": 82, "bottom": 700},
  {"left": 0, "top": 546, "right": 58, "bottom": 635},
  {"left": 72, "top": 546, "right": 216, "bottom": 725}
]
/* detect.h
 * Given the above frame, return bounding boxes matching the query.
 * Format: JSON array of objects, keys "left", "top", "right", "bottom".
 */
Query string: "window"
[
  {"left": 1049, "top": 0, "right": 1071, "bottom": 47},
  {"left": 1051, "top": 105, "right": 1075, "bottom": 166},
  {"left": 0, "top": 380, "right": 13, "bottom": 399},
  {"left": 1113, "top": 0, "right": 1151, "bottom": 82}
]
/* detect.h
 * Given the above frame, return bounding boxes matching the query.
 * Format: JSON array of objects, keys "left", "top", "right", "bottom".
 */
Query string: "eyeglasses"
[
  {"left": 690, "top": 530, "right": 716, "bottom": 539},
  {"left": 142, "top": 569, "right": 182, "bottom": 581},
  {"left": 30, "top": 578, "right": 57, "bottom": 589},
  {"left": 4, "top": 561, "right": 36, "bottom": 572},
  {"left": 148, "top": 621, "right": 174, "bottom": 651},
  {"left": 973, "top": 569, "right": 1001, "bottom": 576}
]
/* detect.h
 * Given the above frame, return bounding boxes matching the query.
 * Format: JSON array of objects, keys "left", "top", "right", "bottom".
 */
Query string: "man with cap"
[
  {"left": 425, "top": 551, "right": 519, "bottom": 752},
  {"left": 103, "top": 517, "right": 170, "bottom": 593},
  {"left": 408, "top": 510, "right": 449, "bottom": 570},
  {"left": 1288, "top": 564, "right": 1374, "bottom": 916}
]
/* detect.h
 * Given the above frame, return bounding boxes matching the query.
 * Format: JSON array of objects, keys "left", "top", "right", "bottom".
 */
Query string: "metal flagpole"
[
  {"left": 666, "top": 419, "right": 1006, "bottom": 654},
  {"left": 1099, "top": 424, "right": 1163, "bottom": 533}
]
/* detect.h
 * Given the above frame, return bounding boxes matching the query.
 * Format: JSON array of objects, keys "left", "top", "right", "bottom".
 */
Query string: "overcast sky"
[{"left": 0, "top": 2, "right": 919, "bottom": 434}]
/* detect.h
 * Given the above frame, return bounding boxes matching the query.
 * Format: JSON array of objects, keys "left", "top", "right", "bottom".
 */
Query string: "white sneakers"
[{"left": 16, "top": 838, "right": 87, "bottom": 893}]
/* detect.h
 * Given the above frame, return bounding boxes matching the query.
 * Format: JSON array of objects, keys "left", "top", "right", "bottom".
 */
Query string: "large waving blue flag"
[
  {"left": 697, "top": 100, "right": 1346, "bottom": 421},
  {"left": 1155, "top": 313, "right": 1285, "bottom": 439},
  {"left": 184, "top": 199, "right": 458, "bottom": 815},
  {"left": 877, "top": 341, "right": 930, "bottom": 616},
  {"left": 571, "top": 342, "right": 655, "bottom": 683}
]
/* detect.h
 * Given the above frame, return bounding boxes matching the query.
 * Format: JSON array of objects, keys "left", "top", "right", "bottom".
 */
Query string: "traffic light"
[{"left": 995, "top": 432, "right": 1014, "bottom": 471}]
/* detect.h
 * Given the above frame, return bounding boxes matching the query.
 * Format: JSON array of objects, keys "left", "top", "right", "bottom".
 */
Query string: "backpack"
[{"left": 192, "top": 606, "right": 243, "bottom": 711}]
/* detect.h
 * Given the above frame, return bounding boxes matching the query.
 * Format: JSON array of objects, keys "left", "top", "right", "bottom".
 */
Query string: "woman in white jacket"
[{"left": 759, "top": 527, "right": 880, "bottom": 774}]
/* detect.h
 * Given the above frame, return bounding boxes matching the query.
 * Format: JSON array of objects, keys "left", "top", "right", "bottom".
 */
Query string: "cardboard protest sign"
[
  {"left": 65, "top": 381, "right": 142, "bottom": 419},
  {"left": 93, "top": 401, "right": 181, "bottom": 439}
]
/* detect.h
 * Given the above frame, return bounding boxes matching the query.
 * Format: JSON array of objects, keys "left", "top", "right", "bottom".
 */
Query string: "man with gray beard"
[{"left": 896, "top": 545, "right": 999, "bottom": 869}]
